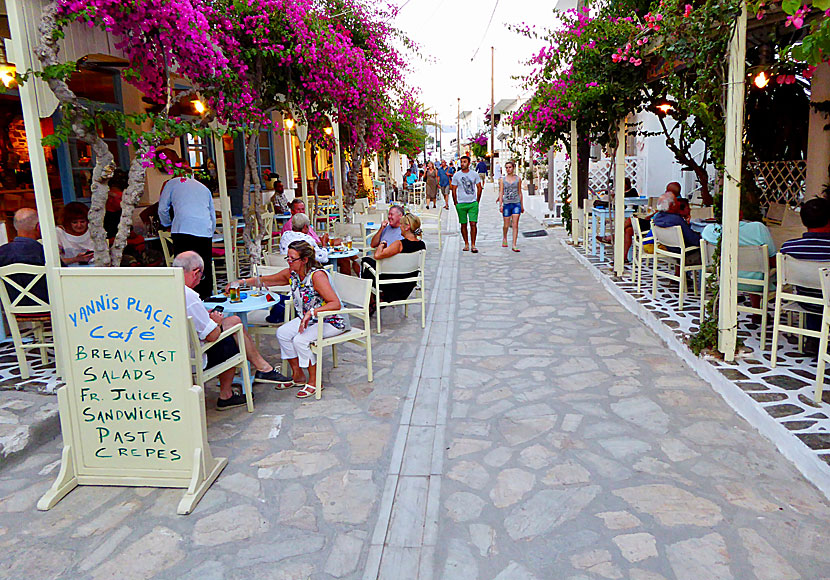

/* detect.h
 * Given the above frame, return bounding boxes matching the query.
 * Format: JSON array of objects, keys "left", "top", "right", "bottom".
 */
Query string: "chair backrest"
[
  {"left": 765, "top": 203, "right": 786, "bottom": 225},
  {"left": 333, "top": 222, "right": 365, "bottom": 239},
  {"left": 256, "top": 265, "right": 285, "bottom": 277},
  {"left": 377, "top": 249, "right": 425, "bottom": 276},
  {"left": 631, "top": 216, "right": 651, "bottom": 243},
  {"left": 737, "top": 244, "right": 769, "bottom": 273},
  {"left": 777, "top": 253, "right": 824, "bottom": 289},
  {"left": 690, "top": 207, "right": 713, "bottom": 220},
  {"left": 651, "top": 225, "right": 685, "bottom": 250},
  {"left": 820, "top": 268, "right": 830, "bottom": 310},
  {"left": 262, "top": 252, "right": 288, "bottom": 267},
  {"left": 187, "top": 317, "right": 202, "bottom": 362},
  {"left": 158, "top": 231, "right": 174, "bottom": 266},
  {"left": 353, "top": 198, "right": 369, "bottom": 214},
  {"left": 331, "top": 271, "right": 371, "bottom": 308},
  {"left": 375, "top": 201, "right": 389, "bottom": 212},
  {"left": 0, "top": 264, "right": 50, "bottom": 313},
  {"left": 701, "top": 239, "right": 717, "bottom": 269}
]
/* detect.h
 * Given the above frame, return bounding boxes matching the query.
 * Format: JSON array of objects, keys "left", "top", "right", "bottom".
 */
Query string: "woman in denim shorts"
[{"left": 497, "top": 161, "right": 524, "bottom": 252}]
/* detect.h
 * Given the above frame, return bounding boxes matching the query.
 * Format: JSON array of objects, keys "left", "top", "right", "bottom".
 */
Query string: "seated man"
[
  {"left": 174, "top": 251, "right": 291, "bottom": 410},
  {"left": 280, "top": 198, "right": 329, "bottom": 246},
  {"left": 652, "top": 189, "right": 702, "bottom": 263},
  {"left": 279, "top": 213, "right": 329, "bottom": 263},
  {"left": 780, "top": 197, "right": 830, "bottom": 345},
  {"left": 0, "top": 208, "right": 52, "bottom": 305}
]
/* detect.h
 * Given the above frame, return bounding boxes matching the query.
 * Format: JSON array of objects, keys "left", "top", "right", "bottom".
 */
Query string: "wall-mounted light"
[
  {"left": 191, "top": 99, "right": 206, "bottom": 115},
  {"left": 324, "top": 126, "right": 333, "bottom": 136},
  {"left": 753, "top": 70, "right": 770, "bottom": 89},
  {"left": 656, "top": 103, "right": 673, "bottom": 114},
  {"left": 0, "top": 65, "right": 15, "bottom": 89},
  {"left": 284, "top": 117, "right": 296, "bottom": 131}
]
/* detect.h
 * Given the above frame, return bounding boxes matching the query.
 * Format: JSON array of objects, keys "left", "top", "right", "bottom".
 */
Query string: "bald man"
[{"left": 0, "top": 208, "right": 50, "bottom": 304}]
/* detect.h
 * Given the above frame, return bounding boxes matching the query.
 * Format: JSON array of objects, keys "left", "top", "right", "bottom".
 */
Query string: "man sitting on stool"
[{"left": 174, "top": 251, "right": 291, "bottom": 410}]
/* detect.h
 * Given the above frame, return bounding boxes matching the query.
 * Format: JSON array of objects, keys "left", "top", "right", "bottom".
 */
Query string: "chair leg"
[
  {"left": 700, "top": 274, "right": 706, "bottom": 322},
  {"left": 314, "top": 349, "right": 323, "bottom": 400},
  {"left": 798, "top": 312, "right": 805, "bottom": 353},
  {"left": 679, "top": 259, "right": 686, "bottom": 310},
  {"left": 332, "top": 343, "right": 338, "bottom": 368},
  {"left": 241, "top": 360, "right": 254, "bottom": 413},
  {"left": 771, "top": 296, "right": 782, "bottom": 368},
  {"left": 366, "top": 327, "right": 374, "bottom": 383},
  {"left": 652, "top": 257, "right": 658, "bottom": 297},
  {"left": 817, "top": 320, "right": 830, "bottom": 403},
  {"left": 34, "top": 323, "right": 49, "bottom": 365},
  {"left": 404, "top": 303, "right": 409, "bottom": 318}
]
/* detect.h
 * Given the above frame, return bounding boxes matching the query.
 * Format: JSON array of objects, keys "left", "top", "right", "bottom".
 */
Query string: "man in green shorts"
[{"left": 450, "top": 155, "right": 483, "bottom": 253}]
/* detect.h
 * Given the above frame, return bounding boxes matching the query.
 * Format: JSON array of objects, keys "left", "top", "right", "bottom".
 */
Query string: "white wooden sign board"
[{"left": 37, "top": 267, "right": 226, "bottom": 515}]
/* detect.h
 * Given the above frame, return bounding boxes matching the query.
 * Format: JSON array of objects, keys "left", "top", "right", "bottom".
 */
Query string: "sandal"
[
  {"left": 471, "top": 247, "right": 479, "bottom": 253},
  {"left": 502, "top": 241, "right": 508, "bottom": 247},
  {"left": 462, "top": 246, "right": 470, "bottom": 252},
  {"left": 512, "top": 247, "right": 520, "bottom": 252},
  {"left": 296, "top": 384, "right": 321, "bottom": 399}
]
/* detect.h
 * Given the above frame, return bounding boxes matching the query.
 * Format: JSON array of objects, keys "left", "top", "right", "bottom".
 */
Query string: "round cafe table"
[
  {"left": 328, "top": 248, "right": 359, "bottom": 260},
  {"left": 204, "top": 291, "right": 277, "bottom": 327}
]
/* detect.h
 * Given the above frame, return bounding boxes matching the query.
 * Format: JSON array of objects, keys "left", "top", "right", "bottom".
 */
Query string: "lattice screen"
[
  {"left": 553, "top": 156, "right": 646, "bottom": 199},
  {"left": 749, "top": 161, "right": 807, "bottom": 207}
]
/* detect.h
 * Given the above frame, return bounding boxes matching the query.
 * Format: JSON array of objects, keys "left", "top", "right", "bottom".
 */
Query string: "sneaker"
[
  {"left": 216, "top": 392, "right": 247, "bottom": 411},
  {"left": 254, "top": 368, "right": 293, "bottom": 386}
]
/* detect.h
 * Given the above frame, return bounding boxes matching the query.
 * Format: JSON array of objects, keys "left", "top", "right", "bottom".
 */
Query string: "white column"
[
  {"left": 717, "top": 2, "right": 747, "bottom": 361},
  {"left": 212, "top": 131, "right": 235, "bottom": 281},
  {"left": 6, "top": 0, "right": 66, "bottom": 376},
  {"left": 331, "top": 119, "right": 345, "bottom": 221},
  {"left": 570, "top": 121, "right": 579, "bottom": 243},
  {"left": 806, "top": 63, "right": 830, "bottom": 200},
  {"left": 614, "top": 119, "right": 626, "bottom": 277}
]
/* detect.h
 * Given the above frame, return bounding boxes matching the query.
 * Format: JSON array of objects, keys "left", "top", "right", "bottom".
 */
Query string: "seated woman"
[
  {"left": 234, "top": 240, "right": 347, "bottom": 399},
  {"left": 363, "top": 213, "right": 426, "bottom": 307},
  {"left": 56, "top": 202, "right": 94, "bottom": 265}
]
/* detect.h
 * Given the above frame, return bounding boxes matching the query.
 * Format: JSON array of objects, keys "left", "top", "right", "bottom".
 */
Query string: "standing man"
[
  {"left": 451, "top": 156, "right": 483, "bottom": 253},
  {"left": 475, "top": 158, "right": 488, "bottom": 183},
  {"left": 158, "top": 149, "right": 216, "bottom": 299},
  {"left": 437, "top": 160, "right": 451, "bottom": 210}
]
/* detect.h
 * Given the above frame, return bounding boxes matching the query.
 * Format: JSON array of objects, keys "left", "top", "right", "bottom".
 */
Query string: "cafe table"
[
  {"left": 591, "top": 206, "right": 635, "bottom": 261},
  {"left": 203, "top": 290, "right": 276, "bottom": 327}
]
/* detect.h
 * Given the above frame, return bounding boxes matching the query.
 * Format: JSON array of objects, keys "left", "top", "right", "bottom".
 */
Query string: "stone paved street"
[{"left": 2, "top": 184, "right": 830, "bottom": 579}]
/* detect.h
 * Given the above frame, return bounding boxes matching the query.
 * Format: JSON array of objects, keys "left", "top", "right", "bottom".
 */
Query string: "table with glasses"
[{"left": 203, "top": 290, "right": 277, "bottom": 327}]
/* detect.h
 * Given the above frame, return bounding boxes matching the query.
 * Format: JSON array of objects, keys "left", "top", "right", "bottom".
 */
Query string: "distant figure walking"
[
  {"left": 451, "top": 155, "right": 483, "bottom": 253},
  {"left": 438, "top": 160, "right": 451, "bottom": 210},
  {"left": 424, "top": 161, "right": 439, "bottom": 209},
  {"left": 497, "top": 161, "right": 523, "bottom": 252}
]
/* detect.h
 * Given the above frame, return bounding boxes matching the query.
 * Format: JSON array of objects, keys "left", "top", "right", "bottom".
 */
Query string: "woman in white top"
[
  {"left": 496, "top": 161, "right": 524, "bottom": 252},
  {"left": 56, "top": 202, "right": 94, "bottom": 264}
]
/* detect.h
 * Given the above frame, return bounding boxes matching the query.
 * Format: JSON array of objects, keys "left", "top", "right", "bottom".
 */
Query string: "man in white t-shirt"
[
  {"left": 279, "top": 213, "right": 329, "bottom": 263},
  {"left": 174, "top": 251, "right": 292, "bottom": 410},
  {"left": 450, "top": 156, "right": 483, "bottom": 253}
]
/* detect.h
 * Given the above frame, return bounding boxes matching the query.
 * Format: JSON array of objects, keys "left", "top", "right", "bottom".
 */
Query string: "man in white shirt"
[
  {"left": 158, "top": 149, "right": 216, "bottom": 299},
  {"left": 451, "top": 156, "right": 483, "bottom": 253},
  {"left": 279, "top": 213, "right": 329, "bottom": 263},
  {"left": 174, "top": 251, "right": 292, "bottom": 410}
]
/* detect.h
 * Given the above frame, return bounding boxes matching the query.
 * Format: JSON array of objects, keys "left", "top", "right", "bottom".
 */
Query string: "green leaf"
[
  {"left": 782, "top": 0, "right": 803, "bottom": 14},
  {"left": 814, "top": 0, "right": 830, "bottom": 10}
]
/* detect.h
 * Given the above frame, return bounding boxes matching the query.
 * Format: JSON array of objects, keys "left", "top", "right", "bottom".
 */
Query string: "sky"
[{"left": 391, "top": 0, "right": 574, "bottom": 133}]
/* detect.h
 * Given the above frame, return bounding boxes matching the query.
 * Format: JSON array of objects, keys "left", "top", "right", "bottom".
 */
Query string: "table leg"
[{"left": 591, "top": 211, "right": 598, "bottom": 256}]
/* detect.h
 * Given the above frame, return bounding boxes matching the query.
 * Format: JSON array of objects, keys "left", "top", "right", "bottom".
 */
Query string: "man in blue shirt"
[
  {"left": 780, "top": 197, "right": 830, "bottom": 339},
  {"left": 437, "top": 160, "right": 451, "bottom": 209},
  {"left": 475, "top": 159, "right": 488, "bottom": 182},
  {"left": 652, "top": 192, "right": 702, "bottom": 263},
  {"left": 0, "top": 208, "right": 51, "bottom": 305},
  {"left": 158, "top": 149, "right": 216, "bottom": 299}
]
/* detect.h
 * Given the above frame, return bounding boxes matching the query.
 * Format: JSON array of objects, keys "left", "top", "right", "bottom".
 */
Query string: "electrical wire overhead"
[{"left": 470, "top": 0, "right": 501, "bottom": 62}]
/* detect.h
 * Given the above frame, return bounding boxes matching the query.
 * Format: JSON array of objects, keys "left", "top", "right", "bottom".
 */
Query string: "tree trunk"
[
  {"left": 243, "top": 129, "right": 265, "bottom": 269},
  {"left": 36, "top": 5, "right": 114, "bottom": 266}
]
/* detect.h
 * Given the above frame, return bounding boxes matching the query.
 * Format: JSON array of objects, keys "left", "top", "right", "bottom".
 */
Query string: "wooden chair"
[
  {"left": 771, "top": 253, "right": 825, "bottom": 367},
  {"left": 352, "top": 198, "right": 369, "bottom": 216},
  {"left": 158, "top": 231, "right": 175, "bottom": 267},
  {"left": 631, "top": 217, "right": 655, "bottom": 292},
  {"left": 814, "top": 268, "right": 830, "bottom": 402},
  {"left": 651, "top": 225, "right": 703, "bottom": 310},
  {"left": 363, "top": 250, "right": 426, "bottom": 333},
  {"left": 690, "top": 206, "right": 714, "bottom": 220},
  {"left": 309, "top": 273, "right": 374, "bottom": 400},
  {"left": 764, "top": 203, "right": 786, "bottom": 226},
  {"left": 262, "top": 252, "right": 289, "bottom": 268},
  {"left": 187, "top": 317, "right": 253, "bottom": 412},
  {"left": 419, "top": 207, "right": 443, "bottom": 250},
  {"left": 700, "top": 241, "right": 775, "bottom": 349},
  {"left": 0, "top": 264, "right": 53, "bottom": 379}
]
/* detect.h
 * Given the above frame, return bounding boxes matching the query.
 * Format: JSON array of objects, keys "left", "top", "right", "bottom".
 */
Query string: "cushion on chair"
[
  {"left": 212, "top": 248, "right": 226, "bottom": 257},
  {"left": 15, "top": 312, "right": 51, "bottom": 321}
]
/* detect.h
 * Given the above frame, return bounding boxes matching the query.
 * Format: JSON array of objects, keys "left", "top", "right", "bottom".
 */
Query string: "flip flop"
[
  {"left": 296, "top": 384, "right": 321, "bottom": 399},
  {"left": 502, "top": 241, "right": 508, "bottom": 247},
  {"left": 512, "top": 247, "right": 520, "bottom": 253},
  {"left": 471, "top": 248, "right": 479, "bottom": 253},
  {"left": 462, "top": 247, "right": 470, "bottom": 252}
]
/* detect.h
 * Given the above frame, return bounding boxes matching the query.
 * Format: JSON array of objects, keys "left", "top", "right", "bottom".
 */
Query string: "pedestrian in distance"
[
  {"left": 437, "top": 160, "right": 451, "bottom": 209},
  {"left": 450, "top": 155, "right": 483, "bottom": 253},
  {"left": 497, "top": 160, "right": 524, "bottom": 252},
  {"left": 424, "top": 161, "right": 439, "bottom": 209}
]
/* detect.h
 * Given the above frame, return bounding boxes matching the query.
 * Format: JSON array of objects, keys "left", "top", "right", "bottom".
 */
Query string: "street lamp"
[
  {"left": 191, "top": 99, "right": 206, "bottom": 115},
  {"left": 284, "top": 116, "right": 296, "bottom": 131}
]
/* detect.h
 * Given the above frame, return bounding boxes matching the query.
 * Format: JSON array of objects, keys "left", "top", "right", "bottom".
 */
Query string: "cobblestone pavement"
[{"left": 2, "top": 186, "right": 830, "bottom": 579}]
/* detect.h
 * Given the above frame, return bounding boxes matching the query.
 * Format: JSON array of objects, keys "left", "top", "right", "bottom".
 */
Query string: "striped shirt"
[{"left": 779, "top": 232, "right": 830, "bottom": 311}]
